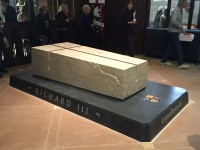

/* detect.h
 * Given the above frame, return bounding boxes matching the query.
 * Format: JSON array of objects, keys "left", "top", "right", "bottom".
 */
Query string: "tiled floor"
[{"left": 0, "top": 56, "right": 200, "bottom": 150}]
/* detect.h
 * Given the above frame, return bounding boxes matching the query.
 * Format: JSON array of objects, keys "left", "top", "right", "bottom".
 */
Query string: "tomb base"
[{"left": 10, "top": 71, "right": 188, "bottom": 142}]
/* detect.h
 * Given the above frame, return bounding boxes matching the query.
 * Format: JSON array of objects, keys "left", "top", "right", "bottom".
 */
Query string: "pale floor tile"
[
  {"left": 55, "top": 110, "right": 140, "bottom": 149},
  {"left": 189, "top": 99, "right": 196, "bottom": 104},
  {"left": 44, "top": 108, "right": 62, "bottom": 150},
  {"left": 55, "top": 144, "right": 144, "bottom": 150},
  {"left": 0, "top": 107, "right": 53, "bottom": 150},
  {"left": 142, "top": 142, "right": 156, "bottom": 150}
]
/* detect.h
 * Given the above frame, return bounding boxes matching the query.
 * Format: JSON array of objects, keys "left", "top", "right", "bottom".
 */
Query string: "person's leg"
[
  {"left": 127, "top": 33, "right": 134, "bottom": 57},
  {"left": 0, "top": 51, "right": 3, "bottom": 69},
  {"left": 12, "top": 29, "right": 24, "bottom": 57},
  {"left": 161, "top": 32, "right": 170, "bottom": 63},
  {"left": 57, "top": 31, "right": 63, "bottom": 42},
  {"left": 170, "top": 32, "right": 183, "bottom": 66},
  {"left": 0, "top": 51, "right": 4, "bottom": 77},
  {"left": 120, "top": 32, "right": 127, "bottom": 55}
]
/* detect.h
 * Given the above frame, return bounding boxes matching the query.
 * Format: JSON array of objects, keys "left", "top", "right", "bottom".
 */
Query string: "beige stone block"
[
  {"left": 32, "top": 45, "right": 147, "bottom": 100},
  {"left": 68, "top": 46, "right": 148, "bottom": 92},
  {"left": 32, "top": 45, "right": 64, "bottom": 78},
  {"left": 51, "top": 43, "right": 147, "bottom": 94},
  {"left": 53, "top": 42, "right": 81, "bottom": 49}
]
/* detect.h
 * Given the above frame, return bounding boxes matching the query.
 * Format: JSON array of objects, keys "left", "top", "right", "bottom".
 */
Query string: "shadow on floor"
[{"left": 187, "top": 134, "right": 200, "bottom": 150}]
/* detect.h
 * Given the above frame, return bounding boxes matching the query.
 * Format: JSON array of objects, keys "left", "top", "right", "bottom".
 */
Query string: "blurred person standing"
[
  {"left": 153, "top": 6, "right": 163, "bottom": 28},
  {"left": 1, "top": 0, "right": 17, "bottom": 23},
  {"left": 197, "top": 21, "right": 200, "bottom": 29},
  {"left": 119, "top": 0, "right": 136, "bottom": 57},
  {"left": 197, "top": 17, "right": 200, "bottom": 29},
  {"left": 55, "top": 4, "right": 70, "bottom": 42},
  {"left": 159, "top": 7, "right": 167, "bottom": 28},
  {"left": 78, "top": 4, "right": 95, "bottom": 47},
  {"left": 35, "top": 5, "right": 50, "bottom": 45},
  {"left": 17, "top": 6, "right": 29, "bottom": 22},
  {"left": 1, "top": 0, "right": 24, "bottom": 61},
  {"left": 0, "top": 17, "right": 9, "bottom": 76},
  {"left": 161, "top": 0, "right": 190, "bottom": 69}
]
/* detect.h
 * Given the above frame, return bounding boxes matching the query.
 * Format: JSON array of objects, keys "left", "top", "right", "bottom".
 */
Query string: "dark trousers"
[
  {"left": 11, "top": 29, "right": 24, "bottom": 57},
  {"left": 57, "top": 31, "right": 69, "bottom": 43},
  {"left": 0, "top": 50, "right": 3, "bottom": 70},
  {"left": 162, "top": 32, "right": 183, "bottom": 66},
  {"left": 121, "top": 32, "right": 134, "bottom": 57},
  {"left": 79, "top": 32, "right": 94, "bottom": 47}
]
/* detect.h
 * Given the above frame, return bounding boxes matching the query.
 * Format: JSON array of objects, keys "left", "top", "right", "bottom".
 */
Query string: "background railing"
[{"left": 3, "top": 22, "right": 33, "bottom": 67}]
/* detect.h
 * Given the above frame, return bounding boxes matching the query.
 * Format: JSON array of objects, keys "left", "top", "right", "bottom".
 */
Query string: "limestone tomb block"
[
  {"left": 68, "top": 45, "right": 148, "bottom": 91},
  {"left": 32, "top": 45, "right": 64, "bottom": 78},
  {"left": 53, "top": 42, "right": 81, "bottom": 49},
  {"left": 32, "top": 47, "right": 142, "bottom": 100},
  {"left": 51, "top": 43, "right": 147, "bottom": 93}
]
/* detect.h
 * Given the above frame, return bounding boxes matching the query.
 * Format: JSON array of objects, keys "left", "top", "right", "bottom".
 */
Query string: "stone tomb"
[
  {"left": 53, "top": 43, "right": 147, "bottom": 93},
  {"left": 53, "top": 42, "right": 81, "bottom": 49},
  {"left": 32, "top": 44, "right": 147, "bottom": 100}
]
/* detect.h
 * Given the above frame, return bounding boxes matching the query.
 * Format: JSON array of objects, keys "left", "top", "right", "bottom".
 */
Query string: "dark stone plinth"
[{"left": 10, "top": 71, "right": 188, "bottom": 142}]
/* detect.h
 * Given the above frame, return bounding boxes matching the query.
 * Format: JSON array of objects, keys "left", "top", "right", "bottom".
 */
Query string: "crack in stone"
[{"left": 93, "top": 63, "right": 122, "bottom": 86}]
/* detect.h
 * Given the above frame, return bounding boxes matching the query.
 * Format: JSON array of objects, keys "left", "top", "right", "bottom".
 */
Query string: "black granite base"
[{"left": 10, "top": 71, "right": 188, "bottom": 142}]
